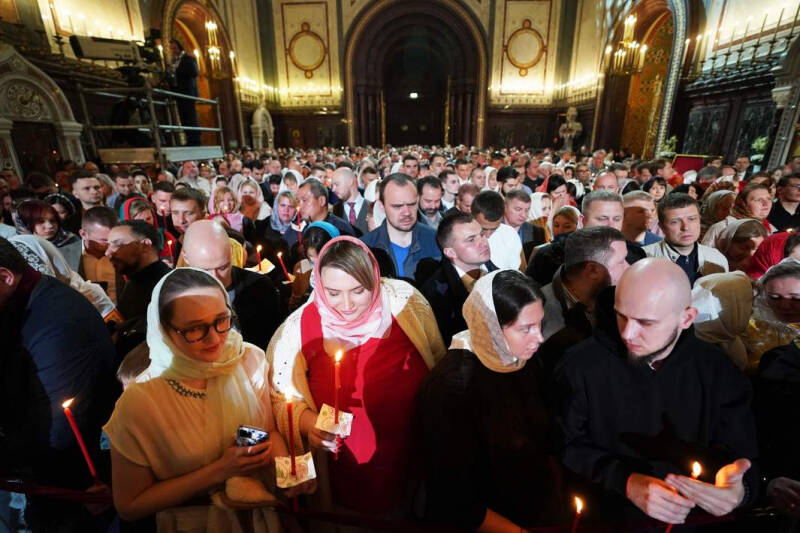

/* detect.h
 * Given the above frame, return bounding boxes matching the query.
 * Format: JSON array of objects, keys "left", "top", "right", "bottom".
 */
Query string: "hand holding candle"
[
  {"left": 256, "top": 244, "right": 263, "bottom": 272},
  {"left": 62, "top": 398, "right": 99, "bottom": 482},
  {"left": 665, "top": 461, "right": 702, "bottom": 532}
]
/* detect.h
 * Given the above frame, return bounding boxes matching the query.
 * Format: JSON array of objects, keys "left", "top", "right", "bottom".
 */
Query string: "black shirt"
[
  {"left": 554, "top": 323, "right": 759, "bottom": 522},
  {"left": 417, "top": 349, "right": 566, "bottom": 529},
  {"left": 767, "top": 201, "right": 800, "bottom": 232},
  {"left": 671, "top": 242, "right": 701, "bottom": 285},
  {"left": 117, "top": 260, "right": 172, "bottom": 321}
]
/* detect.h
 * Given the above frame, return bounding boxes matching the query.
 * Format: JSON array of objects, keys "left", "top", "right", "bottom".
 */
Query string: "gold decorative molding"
[
  {"left": 504, "top": 19, "right": 545, "bottom": 76},
  {"left": 287, "top": 22, "right": 327, "bottom": 79}
]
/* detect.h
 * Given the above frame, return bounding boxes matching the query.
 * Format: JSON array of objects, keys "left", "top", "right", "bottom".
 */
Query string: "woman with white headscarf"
[
  {"left": 104, "top": 268, "right": 313, "bottom": 530},
  {"left": 10, "top": 234, "right": 119, "bottom": 323},
  {"left": 417, "top": 270, "right": 564, "bottom": 530}
]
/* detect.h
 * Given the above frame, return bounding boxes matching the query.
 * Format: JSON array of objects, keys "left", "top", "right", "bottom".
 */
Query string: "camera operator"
[{"left": 167, "top": 39, "right": 200, "bottom": 146}]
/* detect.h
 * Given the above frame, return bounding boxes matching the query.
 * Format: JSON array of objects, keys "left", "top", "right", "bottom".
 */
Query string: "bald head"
[
  {"left": 593, "top": 172, "right": 619, "bottom": 193},
  {"left": 182, "top": 220, "right": 234, "bottom": 288},
  {"left": 615, "top": 258, "right": 698, "bottom": 365},
  {"left": 331, "top": 167, "right": 357, "bottom": 202}
]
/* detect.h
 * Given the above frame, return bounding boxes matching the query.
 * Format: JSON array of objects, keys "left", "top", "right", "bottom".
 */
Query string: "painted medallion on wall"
[
  {"left": 287, "top": 21, "right": 327, "bottom": 79},
  {"left": 504, "top": 18, "right": 545, "bottom": 77}
]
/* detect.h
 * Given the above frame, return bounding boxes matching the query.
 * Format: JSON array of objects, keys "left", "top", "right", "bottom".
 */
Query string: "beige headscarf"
[
  {"left": 450, "top": 270, "right": 525, "bottom": 373},
  {"left": 143, "top": 268, "right": 266, "bottom": 460},
  {"left": 691, "top": 271, "right": 755, "bottom": 369}
]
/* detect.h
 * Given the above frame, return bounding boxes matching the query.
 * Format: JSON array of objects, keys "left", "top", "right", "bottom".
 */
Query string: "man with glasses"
[
  {"left": 768, "top": 174, "right": 800, "bottom": 232},
  {"left": 107, "top": 220, "right": 171, "bottom": 321},
  {"left": 182, "top": 220, "right": 283, "bottom": 349},
  {"left": 471, "top": 190, "right": 522, "bottom": 270}
]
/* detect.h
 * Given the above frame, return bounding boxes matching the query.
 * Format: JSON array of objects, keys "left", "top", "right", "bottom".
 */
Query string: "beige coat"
[{"left": 642, "top": 240, "right": 729, "bottom": 280}]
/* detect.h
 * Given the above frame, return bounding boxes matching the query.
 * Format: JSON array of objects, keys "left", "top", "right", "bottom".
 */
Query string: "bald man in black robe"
[{"left": 553, "top": 258, "right": 759, "bottom": 526}]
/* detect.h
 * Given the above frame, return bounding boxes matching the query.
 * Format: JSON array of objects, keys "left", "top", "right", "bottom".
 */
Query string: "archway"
[
  {"left": 593, "top": 0, "right": 688, "bottom": 155},
  {"left": 0, "top": 44, "right": 84, "bottom": 177},
  {"left": 345, "top": 0, "right": 487, "bottom": 147},
  {"left": 162, "top": 0, "right": 241, "bottom": 148}
]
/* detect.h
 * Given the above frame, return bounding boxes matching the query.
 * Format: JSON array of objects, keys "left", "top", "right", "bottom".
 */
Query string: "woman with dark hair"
[
  {"left": 268, "top": 237, "right": 445, "bottom": 517},
  {"left": 45, "top": 193, "right": 77, "bottom": 223},
  {"left": 105, "top": 268, "right": 312, "bottom": 528},
  {"left": 544, "top": 175, "right": 569, "bottom": 211},
  {"left": 14, "top": 199, "right": 82, "bottom": 270},
  {"left": 417, "top": 270, "right": 564, "bottom": 530},
  {"left": 642, "top": 176, "right": 668, "bottom": 202}
]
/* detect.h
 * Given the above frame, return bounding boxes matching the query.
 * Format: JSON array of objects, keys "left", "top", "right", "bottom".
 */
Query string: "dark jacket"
[
  {"left": 361, "top": 220, "right": 441, "bottom": 280},
  {"left": 172, "top": 52, "right": 198, "bottom": 96},
  {"left": 332, "top": 199, "right": 371, "bottom": 236},
  {"left": 554, "top": 320, "right": 760, "bottom": 522},
  {"left": 754, "top": 341, "right": 800, "bottom": 480},
  {"left": 518, "top": 221, "right": 546, "bottom": 248},
  {"left": 417, "top": 348, "right": 565, "bottom": 529},
  {"left": 0, "top": 270, "right": 118, "bottom": 488},
  {"left": 419, "top": 258, "right": 498, "bottom": 346},
  {"left": 116, "top": 260, "right": 172, "bottom": 321},
  {"left": 228, "top": 266, "right": 284, "bottom": 350},
  {"left": 320, "top": 212, "right": 356, "bottom": 237}
]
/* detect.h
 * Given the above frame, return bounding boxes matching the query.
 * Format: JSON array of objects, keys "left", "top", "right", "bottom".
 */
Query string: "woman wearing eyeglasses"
[{"left": 104, "top": 268, "right": 314, "bottom": 530}]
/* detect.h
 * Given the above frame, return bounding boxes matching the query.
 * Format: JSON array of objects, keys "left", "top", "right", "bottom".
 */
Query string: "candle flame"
[
  {"left": 691, "top": 461, "right": 702, "bottom": 478},
  {"left": 62, "top": 398, "right": 74, "bottom": 409},
  {"left": 277, "top": 251, "right": 282, "bottom": 257},
  {"left": 574, "top": 496, "right": 584, "bottom": 514},
  {"left": 167, "top": 240, "right": 173, "bottom": 245},
  {"left": 335, "top": 350, "right": 343, "bottom": 363},
  {"left": 257, "top": 244, "right": 263, "bottom": 252},
  {"left": 284, "top": 392, "right": 293, "bottom": 404}
]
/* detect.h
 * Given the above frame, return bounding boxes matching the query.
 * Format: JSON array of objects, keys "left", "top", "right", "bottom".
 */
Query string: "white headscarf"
[
  {"left": 529, "top": 192, "right": 551, "bottom": 220},
  {"left": 143, "top": 267, "right": 266, "bottom": 457},
  {"left": 9, "top": 234, "right": 117, "bottom": 319},
  {"left": 449, "top": 270, "right": 525, "bottom": 373}
]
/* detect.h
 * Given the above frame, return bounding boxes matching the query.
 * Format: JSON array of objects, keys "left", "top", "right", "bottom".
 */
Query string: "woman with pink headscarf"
[{"left": 268, "top": 237, "right": 445, "bottom": 517}]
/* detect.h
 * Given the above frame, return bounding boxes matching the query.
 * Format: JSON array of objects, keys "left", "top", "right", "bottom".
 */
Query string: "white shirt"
[
  {"left": 487, "top": 223, "right": 522, "bottom": 270},
  {"left": 344, "top": 194, "right": 365, "bottom": 219}
]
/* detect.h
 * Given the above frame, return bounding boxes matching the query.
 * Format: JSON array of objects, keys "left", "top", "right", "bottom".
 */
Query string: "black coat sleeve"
[{"left": 416, "top": 352, "right": 489, "bottom": 529}]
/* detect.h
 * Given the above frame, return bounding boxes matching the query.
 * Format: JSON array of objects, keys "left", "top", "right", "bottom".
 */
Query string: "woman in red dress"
[{"left": 268, "top": 236, "right": 445, "bottom": 518}]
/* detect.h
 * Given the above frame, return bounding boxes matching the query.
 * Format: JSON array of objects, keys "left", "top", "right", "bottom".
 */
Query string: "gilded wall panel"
[
  {"left": 272, "top": 0, "right": 341, "bottom": 108},
  {"left": 490, "top": 0, "right": 560, "bottom": 106}
]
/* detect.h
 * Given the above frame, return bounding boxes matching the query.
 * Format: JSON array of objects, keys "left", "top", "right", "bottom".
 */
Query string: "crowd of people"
[{"left": 2, "top": 144, "right": 800, "bottom": 532}]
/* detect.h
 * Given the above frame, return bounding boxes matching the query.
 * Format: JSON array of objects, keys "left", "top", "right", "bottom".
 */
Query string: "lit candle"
[
  {"left": 285, "top": 393, "right": 296, "bottom": 478},
  {"left": 256, "top": 244, "right": 263, "bottom": 272},
  {"left": 571, "top": 496, "right": 583, "bottom": 533},
  {"left": 334, "top": 350, "right": 342, "bottom": 424},
  {"left": 62, "top": 398, "right": 99, "bottom": 482},
  {"left": 639, "top": 44, "right": 648, "bottom": 71},
  {"left": 166, "top": 239, "right": 174, "bottom": 259},
  {"left": 665, "top": 462, "right": 702, "bottom": 532},
  {"left": 277, "top": 251, "right": 290, "bottom": 280}
]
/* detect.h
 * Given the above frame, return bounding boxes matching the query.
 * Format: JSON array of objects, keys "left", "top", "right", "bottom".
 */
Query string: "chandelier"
[
  {"left": 603, "top": 15, "right": 648, "bottom": 76},
  {"left": 205, "top": 19, "right": 222, "bottom": 74}
]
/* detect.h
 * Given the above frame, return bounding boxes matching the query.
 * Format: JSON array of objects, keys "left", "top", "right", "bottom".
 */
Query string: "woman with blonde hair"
[
  {"left": 209, "top": 186, "right": 250, "bottom": 234},
  {"left": 268, "top": 237, "right": 445, "bottom": 517}
]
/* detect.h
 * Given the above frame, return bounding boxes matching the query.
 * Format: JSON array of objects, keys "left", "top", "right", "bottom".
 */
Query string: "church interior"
[{"left": 0, "top": 0, "right": 798, "bottom": 167}]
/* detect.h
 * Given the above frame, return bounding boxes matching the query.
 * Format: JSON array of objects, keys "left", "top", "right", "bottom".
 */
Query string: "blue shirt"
[{"left": 390, "top": 242, "right": 410, "bottom": 278}]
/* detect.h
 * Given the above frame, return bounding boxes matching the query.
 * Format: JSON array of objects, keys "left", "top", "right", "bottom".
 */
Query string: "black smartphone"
[{"left": 236, "top": 425, "right": 270, "bottom": 447}]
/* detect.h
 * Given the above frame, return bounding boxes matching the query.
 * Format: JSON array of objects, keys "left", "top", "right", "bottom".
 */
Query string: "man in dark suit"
[
  {"left": 330, "top": 166, "right": 370, "bottom": 235},
  {"left": 182, "top": 220, "right": 284, "bottom": 349},
  {"left": 168, "top": 39, "right": 200, "bottom": 145},
  {"left": 419, "top": 212, "right": 497, "bottom": 346}
]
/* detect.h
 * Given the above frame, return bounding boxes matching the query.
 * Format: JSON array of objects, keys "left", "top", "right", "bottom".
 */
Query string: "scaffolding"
[{"left": 76, "top": 79, "right": 225, "bottom": 167}]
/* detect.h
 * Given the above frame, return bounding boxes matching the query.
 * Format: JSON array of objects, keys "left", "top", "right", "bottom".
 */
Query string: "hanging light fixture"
[
  {"left": 204, "top": 19, "right": 222, "bottom": 74},
  {"left": 603, "top": 14, "right": 648, "bottom": 76}
]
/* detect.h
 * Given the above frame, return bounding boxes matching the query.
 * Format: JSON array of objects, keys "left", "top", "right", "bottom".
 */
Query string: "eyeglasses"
[{"left": 170, "top": 312, "right": 234, "bottom": 343}]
